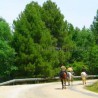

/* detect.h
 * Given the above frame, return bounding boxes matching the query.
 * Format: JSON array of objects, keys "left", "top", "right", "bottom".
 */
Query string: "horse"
[
  {"left": 67, "top": 71, "right": 74, "bottom": 85},
  {"left": 59, "top": 71, "right": 67, "bottom": 89},
  {"left": 81, "top": 72, "right": 87, "bottom": 85}
]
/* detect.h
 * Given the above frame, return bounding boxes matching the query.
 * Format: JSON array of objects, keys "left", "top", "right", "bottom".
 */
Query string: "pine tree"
[
  {"left": 0, "top": 18, "right": 15, "bottom": 81},
  {"left": 12, "top": 1, "right": 54, "bottom": 77},
  {"left": 91, "top": 10, "right": 98, "bottom": 44}
]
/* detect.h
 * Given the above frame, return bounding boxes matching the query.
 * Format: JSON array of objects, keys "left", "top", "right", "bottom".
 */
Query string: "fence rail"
[{"left": 0, "top": 75, "right": 98, "bottom": 86}]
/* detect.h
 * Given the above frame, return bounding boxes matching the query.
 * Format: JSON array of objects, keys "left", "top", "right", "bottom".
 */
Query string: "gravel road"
[{"left": 0, "top": 79, "right": 98, "bottom": 98}]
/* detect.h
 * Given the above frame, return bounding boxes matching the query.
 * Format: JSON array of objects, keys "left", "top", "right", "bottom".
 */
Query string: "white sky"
[{"left": 0, "top": 0, "right": 98, "bottom": 29}]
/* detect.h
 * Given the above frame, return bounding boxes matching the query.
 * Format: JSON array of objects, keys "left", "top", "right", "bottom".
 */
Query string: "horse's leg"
[
  {"left": 83, "top": 79, "right": 85, "bottom": 85},
  {"left": 68, "top": 79, "right": 70, "bottom": 86},
  {"left": 64, "top": 79, "right": 66, "bottom": 89},
  {"left": 83, "top": 80, "right": 84, "bottom": 85},
  {"left": 82, "top": 78, "right": 83, "bottom": 85},
  {"left": 84, "top": 78, "right": 86, "bottom": 84},
  {"left": 69, "top": 80, "right": 71, "bottom": 86},
  {"left": 82, "top": 78, "right": 85, "bottom": 85},
  {"left": 61, "top": 79, "right": 63, "bottom": 89},
  {"left": 71, "top": 77, "right": 73, "bottom": 85},
  {"left": 68, "top": 77, "right": 71, "bottom": 86},
  {"left": 85, "top": 78, "right": 86, "bottom": 84}
]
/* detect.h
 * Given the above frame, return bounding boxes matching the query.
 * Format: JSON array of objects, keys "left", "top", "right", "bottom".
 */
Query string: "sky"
[{"left": 0, "top": 0, "right": 98, "bottom": 29}]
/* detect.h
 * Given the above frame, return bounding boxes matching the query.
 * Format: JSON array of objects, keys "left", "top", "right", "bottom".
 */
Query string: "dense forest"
[{"left": 0, "top": 0, "right": 98, "bottom": 81}]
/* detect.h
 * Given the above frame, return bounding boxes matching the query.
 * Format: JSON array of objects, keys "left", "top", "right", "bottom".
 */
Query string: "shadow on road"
[{"left": 55, "top": 88, "right": 63, "bottom": 90}]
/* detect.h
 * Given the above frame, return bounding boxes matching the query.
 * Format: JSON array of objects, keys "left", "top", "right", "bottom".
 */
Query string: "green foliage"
[
  {"left": 42, "top": 0, "right": 74, "bottom": 66},
  {"left": 0, "top": 18, "right": 12, "bottom": 42},
  {"left": 70, "top": 27, "right": 95, "bottom": 63},
  {"left": 42, "top": 0, "right": 66, "bottom": 48},
  {"left": 88, "top": 45, "right": 98, "bottom": 74},
  {"left": 72, "top": 62, "right": 83, "bottom": 75},
  {"left": 1, "top": 1, "right": 98, "bottom": 80},
  {"left": 12, "top": 1, "right": 56, "bottom": 78},
  {"left": 0, "top": 18, "right": 16, "bottom": 80},
  {"left": 86, "top": 81, "right": 98, "bottom": 93},
  {"left": 0, "top": 40, "right": 15, "bottom": 72},
  {"left": 91, "top": 10, "right": 98, "bottom": 44},
  {"left": 11, "top": 0, "right": 98, "bottom": 78}
]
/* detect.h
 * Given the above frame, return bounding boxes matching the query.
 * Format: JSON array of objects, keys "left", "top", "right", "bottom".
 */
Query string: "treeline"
[{"left": 0, "top": 0, "right": 98, "bottom": 81}]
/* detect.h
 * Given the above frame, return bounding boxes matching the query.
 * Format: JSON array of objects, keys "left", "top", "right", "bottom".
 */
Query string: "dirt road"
[{"left": 0, "top": 79, "right": 98, "bottom": 98}]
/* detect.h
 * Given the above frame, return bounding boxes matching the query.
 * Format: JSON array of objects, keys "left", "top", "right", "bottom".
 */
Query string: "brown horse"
[{"left": 60, "top": 71, "right": 67, "bottom": 89}]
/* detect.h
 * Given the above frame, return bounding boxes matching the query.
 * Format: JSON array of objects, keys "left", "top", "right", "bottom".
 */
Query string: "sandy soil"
[{"left": 0, "top": 79, "right": 98, "bottom": 98}]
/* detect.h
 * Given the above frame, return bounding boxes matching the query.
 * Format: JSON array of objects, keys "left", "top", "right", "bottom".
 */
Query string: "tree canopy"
[
  {"left": 0, "top": 0, "right": 98, "bottom": 81},
  {"left": 0, "top": 18, "right": 15, "bottom": 81}
]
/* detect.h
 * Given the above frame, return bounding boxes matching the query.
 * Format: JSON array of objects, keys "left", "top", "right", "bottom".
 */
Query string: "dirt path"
[{"left": 0, "top": 79, "right": 98, "bottom": 98}]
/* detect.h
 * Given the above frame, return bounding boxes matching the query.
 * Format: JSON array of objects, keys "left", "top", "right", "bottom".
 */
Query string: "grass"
[{"left": 85, "top": 81, "right": 98, "bottom": 93}]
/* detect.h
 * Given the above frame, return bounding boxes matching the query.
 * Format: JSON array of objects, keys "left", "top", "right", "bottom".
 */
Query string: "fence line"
[{"left": 0, "top": 75, "right": 98, "bottom": 86}]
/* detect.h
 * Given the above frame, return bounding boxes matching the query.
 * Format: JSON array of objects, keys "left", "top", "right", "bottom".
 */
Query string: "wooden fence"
[{"left": 0, "top": 75, "right": 98, "bottom": 86}]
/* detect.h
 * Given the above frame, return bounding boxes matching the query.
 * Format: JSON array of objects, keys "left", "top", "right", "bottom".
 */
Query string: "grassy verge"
[{"left": 85, "top": 81, "right": 98, "bottom": 93}]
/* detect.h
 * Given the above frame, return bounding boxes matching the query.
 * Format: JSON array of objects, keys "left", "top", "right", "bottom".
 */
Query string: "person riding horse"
[
  {"left": 67, "top": 66, "right": 74, "bottom": 85},
  {"left": 81, "top": 68, "right": 87, "bottom": 85},
  {"left": 59, "top": 65, "right": 67, "bottom": 89}
]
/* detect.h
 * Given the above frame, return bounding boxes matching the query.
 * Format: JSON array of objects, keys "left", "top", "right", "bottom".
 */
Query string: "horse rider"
[
  {"left": 59, "top": 65, "right": 68, "bottom": 89},
  {"left": 59, "top": 65, "right": 67, "bottom": 78},
  {"left": 67, "top": 66, "right": 74, "bottom": 75},
  {"left": 67, "top": 66, "right": 74, "bottom": 85},
  {"left": 81, "top": 68, "right": 87, "bottom": 85}
]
